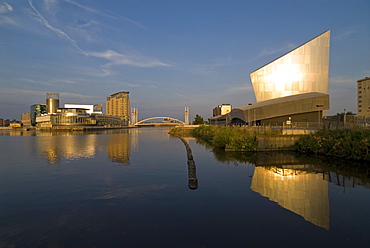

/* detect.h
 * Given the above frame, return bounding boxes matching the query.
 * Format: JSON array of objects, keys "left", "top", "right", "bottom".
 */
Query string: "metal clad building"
[
  {"left": 223, "top": 31, "right": 331, "bottom": 126},
  {"left": 250, "top": 31, "right": 330, "bottom": 102}
]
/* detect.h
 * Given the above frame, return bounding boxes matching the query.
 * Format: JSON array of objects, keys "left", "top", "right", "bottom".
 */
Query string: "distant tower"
[
  {"left": 46, "top": 92, "right": 59, "bottom": 114},
  {"left": 185, "top": 107, "right": 189, "bottom": 124},
  {"left": 131, "top": 108, "right": 138, "bottom": 125},
  {"left": 106, "top": 91, "right": 130, "bottom": 125}
]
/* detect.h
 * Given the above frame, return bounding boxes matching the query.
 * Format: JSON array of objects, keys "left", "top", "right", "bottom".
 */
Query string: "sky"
[{"left": 1, "top": 0, "right": 369, "bottom": 121}]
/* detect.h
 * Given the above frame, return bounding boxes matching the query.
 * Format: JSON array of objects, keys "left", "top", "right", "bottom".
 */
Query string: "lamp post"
[
  {"left": 316, "top": 104, "right": 323, "bottom": 129},
  {"left": 343, "top": 109, "right": 346, "bottom": 128}
]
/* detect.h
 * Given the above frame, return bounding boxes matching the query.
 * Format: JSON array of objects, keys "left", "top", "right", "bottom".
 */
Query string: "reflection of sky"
[
  {"left": 251, "top": 166, "right": 329, "bottom": 230},
  {"left": 97, "top": 184, "right": 169, "bottom": 200}
]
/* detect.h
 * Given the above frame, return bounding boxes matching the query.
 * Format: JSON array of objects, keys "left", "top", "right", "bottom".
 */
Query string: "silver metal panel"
[{"left": 250, "top": 31, "right": 330, "bottom": 102}]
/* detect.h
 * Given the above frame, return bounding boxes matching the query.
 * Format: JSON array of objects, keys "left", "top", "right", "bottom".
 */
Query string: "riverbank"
[
  {"left": 294, "top": 128, "right": 370, "bottom": 161},
  {"left": 176, "top": 125, "right": 370, "bottom": 162}
]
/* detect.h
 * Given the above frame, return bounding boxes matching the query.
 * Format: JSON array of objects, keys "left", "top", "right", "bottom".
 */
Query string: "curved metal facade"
[{"left": 250, "top": 31, "right": 330, "bottom": 102}]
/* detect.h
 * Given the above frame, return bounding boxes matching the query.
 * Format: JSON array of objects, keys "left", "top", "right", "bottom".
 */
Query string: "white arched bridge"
[{"left": 134, "top": 117, "right": 185, "bottom": 126}]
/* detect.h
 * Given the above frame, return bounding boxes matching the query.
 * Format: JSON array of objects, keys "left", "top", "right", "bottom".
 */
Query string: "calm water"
[{"left": 0, "top": 128, "right": 369, "bottom": 248}]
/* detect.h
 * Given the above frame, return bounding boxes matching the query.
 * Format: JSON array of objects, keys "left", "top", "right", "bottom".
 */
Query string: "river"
[{"left": 0, "top": 128, "right": 369, "bottom": 247}]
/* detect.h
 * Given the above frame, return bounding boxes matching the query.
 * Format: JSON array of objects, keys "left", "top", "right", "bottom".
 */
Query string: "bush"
[
  {"left": 294, "top": 128, "right": 370, "bottom": 161},
  {"left": 192, "top": 125, "right": 258, "bottom": 151}
]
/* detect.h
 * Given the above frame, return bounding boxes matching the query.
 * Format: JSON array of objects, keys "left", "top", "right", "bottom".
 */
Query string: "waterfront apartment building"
[
  {"left": 106, "top": 91, "right": 130, "bottom": 125},
  {"left": 357, "top": 77, "right": 370, "bottom": 118}
]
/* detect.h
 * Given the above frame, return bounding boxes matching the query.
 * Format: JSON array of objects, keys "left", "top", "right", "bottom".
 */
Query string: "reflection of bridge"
[{"left": 134, "top": 117, "right": 185, "bottom": 126}]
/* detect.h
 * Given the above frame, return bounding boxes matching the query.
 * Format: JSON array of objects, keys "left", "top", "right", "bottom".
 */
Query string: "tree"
[
  {"left": 192, "top": 114, "right": 205, "bottom": 125},
  {"left": 336, "top": 111, "right": 356, "bottom": 116}
]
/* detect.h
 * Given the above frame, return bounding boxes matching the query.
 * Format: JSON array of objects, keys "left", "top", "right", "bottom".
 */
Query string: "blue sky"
[{"left": 1, "top": 0, "right": 369, "bottom": 121}]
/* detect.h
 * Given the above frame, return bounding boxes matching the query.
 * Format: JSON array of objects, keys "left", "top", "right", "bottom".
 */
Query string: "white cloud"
[
  {"left": 258, "top": 43, "right": 296, "bottom": 58},
  {"left": 89, "top": 49, "right": 171, "bottom": 68},
  {"left": 28, "top": 0, "right": 88, "bottom": 56},
  {"left": 0, "top": 88, "right": 46, "bottom": 97},
  {"left": 0, "top": 2, "right": 13, "bottom": 13},
  {"left": 334, "top": 28, "right": 356, "bottom": 40},
  {"left": 0, "top": 16, "right": 19, "bottom": 26},
  {"left": 226, "top": 84, "right": 253, "bottom": 95},
  {"left": 43, "top": 0, "right": 58, "bottom": 11},
  {"left": 63, "top": 0, "right": 145, "bottom": 29}
]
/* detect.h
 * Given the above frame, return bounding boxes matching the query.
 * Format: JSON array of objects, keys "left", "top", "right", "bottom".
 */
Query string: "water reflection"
[
  {"left": 19, "top": 130, "right": 136, "bottom": 165},
  {"left": 34, "top": 134, "right": 98, "bottom": 164},
  {"left": 106, "top": 130, "right": 131, "bottom": 165},
  {"left": 251, "top": 166, "right": 329, "bottom": 230},
  {"left": 210, "top": 150, "right": 370, "bottom": 230}
]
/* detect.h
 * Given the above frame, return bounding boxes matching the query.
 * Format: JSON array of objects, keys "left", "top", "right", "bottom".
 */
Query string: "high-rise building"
[
  {"left": 106, "top": 91, "right": 130, "bottom": 125},
  {"left": 357, "top": 77, "right": 370, "bottom": 118}
]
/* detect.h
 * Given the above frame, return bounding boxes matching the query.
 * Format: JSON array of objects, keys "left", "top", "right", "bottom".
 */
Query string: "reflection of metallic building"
[
  {"left": 46, "top": 92, "right": 60, "bottom": 114},
  {"left": 35, "top": 134, "right": 97, "bottom": 164},
  {"left": 106, "top": 91, "right": 130, "bottom": 126},
  {"left": 220, "top": 31, "right": 331, "bottom": 126},
  {"left": 107, "top": 131, "right": 131, "bottom": 165},
  {"left": 251, "top": 166, "right": 329, "bottom": 230},
  {"left": 357, "top": 77, "right": 370, "bottom": 118}
]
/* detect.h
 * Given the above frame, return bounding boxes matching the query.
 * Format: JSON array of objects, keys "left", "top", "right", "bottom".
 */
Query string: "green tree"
[
  {"left": 336, "top": 111, "right": 356, "bottom": 116},
  {"left": 192, "top": 114, "right": 205, "bottom": 125}
]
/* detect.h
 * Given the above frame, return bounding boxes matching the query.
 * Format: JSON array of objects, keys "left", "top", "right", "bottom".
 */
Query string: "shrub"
[{"left": 294, "top": 128, "right": 370, "bottom": 161}]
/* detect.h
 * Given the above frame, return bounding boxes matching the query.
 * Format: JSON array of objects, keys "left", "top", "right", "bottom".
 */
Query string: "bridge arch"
[{"left": 135, "top": 117, "right": 185, "bottom": 126}]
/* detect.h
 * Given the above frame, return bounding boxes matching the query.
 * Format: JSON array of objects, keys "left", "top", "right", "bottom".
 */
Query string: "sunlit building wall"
[
  {"left": 106, "top": 91, "right": 130, "bottom": 126},
  {"left": 250, "top": 31, "right": 330, "bottom": 102},
  {"left": 213, "top": 104, "right": 232, "bottom": 117},
  {"left": 46, "top": 92, "right": 60, "bottom": 114},
  {"left": 251, "top": 166, "right": 329, "bottom": 230},
  {"left": 357, "top": 77, "right": 370, "bottom": 118},
  {"left": 21, "top": 112, "right": 31, "bottom": 127}
]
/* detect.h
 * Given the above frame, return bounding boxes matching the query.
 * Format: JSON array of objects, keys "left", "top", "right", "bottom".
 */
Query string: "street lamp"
[{"left": 316, "top": 104, "right": 323, "bottom": 129}]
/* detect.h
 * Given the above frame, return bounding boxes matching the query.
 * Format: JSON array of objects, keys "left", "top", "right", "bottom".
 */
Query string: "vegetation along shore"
[{"left": 172, "top": 125, "right": 370, "bottom": 162}]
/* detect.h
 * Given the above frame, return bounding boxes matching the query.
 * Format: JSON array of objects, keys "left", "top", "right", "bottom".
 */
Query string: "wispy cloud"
[
  {"left": 0, "top": 2, "right": 13, "bottom": 13},
  {"left": 58, "top": 91, "right": 100, "bottom": 100},
  {"left": 226, "top": 84, "right": 253, "bottom": 95},
  {"left": 329, "top": 76, "right": 357, "bottom": 89},
  {"left": 27, "top": 0, "right": 88, "bottom": 56},
  {"left": 0, "top": 16, "right": 19, "bottom": 26},
  {"left": 89, "top": 50, "right": 171, "bottom": 68},
  {"left": 0, "top": 88, "right": 46, "bottom": 97},
  {"left": 334, "top": 28, "right": 356, "bottom": 40},
  {"left": 258, "top": 43, "right": 296, "bottom": 58},
  {"left": 63, "top": 0, "right": 145, "bottom": 29}
]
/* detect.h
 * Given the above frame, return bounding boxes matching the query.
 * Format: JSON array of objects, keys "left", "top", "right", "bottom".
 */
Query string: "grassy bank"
[
  {"left": 191, "top": 125, "right": 370, "bottom": 162},
  {"left": 191, "top": 125, "right": 280, "bottom": 151},
  {"left": 294, "top": 128, "right": 370, "bottom": 161}
]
